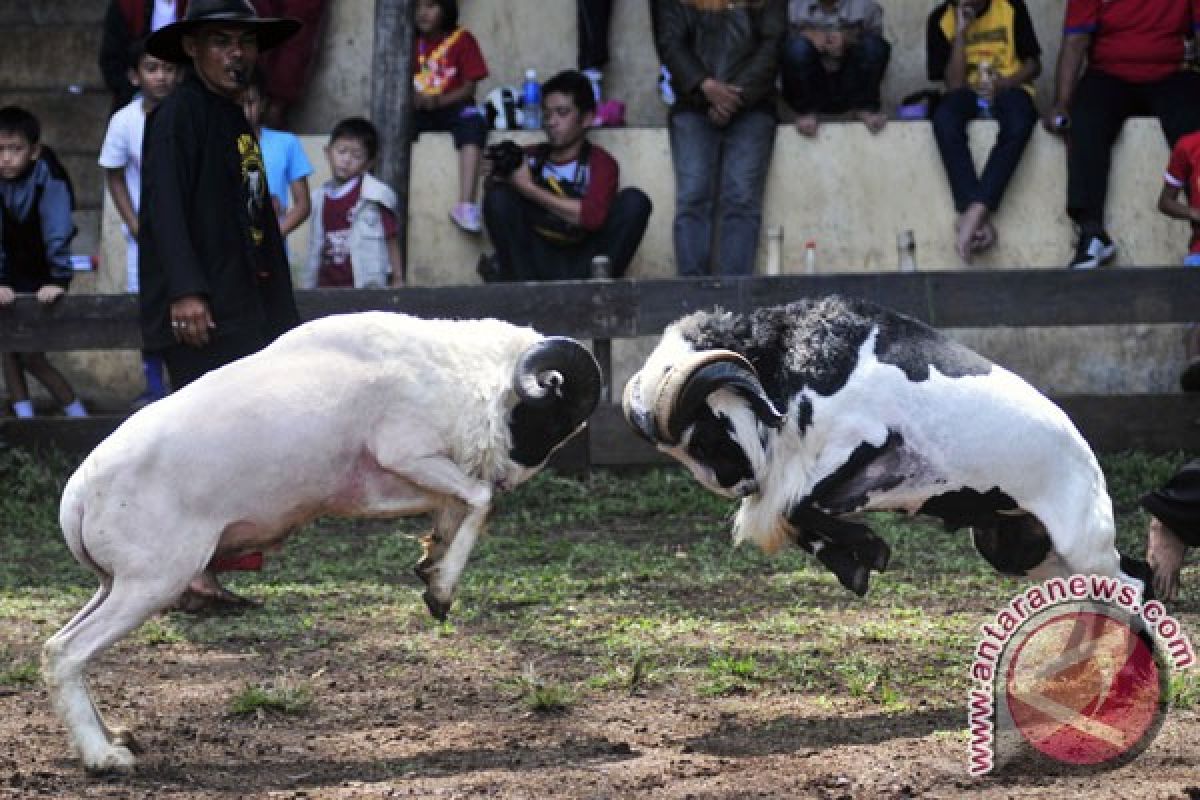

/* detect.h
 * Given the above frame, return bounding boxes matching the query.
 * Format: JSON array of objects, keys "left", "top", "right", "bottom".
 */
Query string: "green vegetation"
[{"left": 1, "top": 448, "right": 1196, "bottom": 719}]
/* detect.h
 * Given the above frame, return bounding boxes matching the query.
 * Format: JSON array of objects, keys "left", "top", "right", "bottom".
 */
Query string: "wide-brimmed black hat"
[
  {"left": 1141, "top": 459, "right": 1200, "bottom": 547},
  {"left": 147, "top": 0, "right": 301, "bottom": 64}
]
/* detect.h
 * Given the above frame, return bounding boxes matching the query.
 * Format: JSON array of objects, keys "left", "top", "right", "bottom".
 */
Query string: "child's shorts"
[
  {"left": 1185, "top": 252, "right": 1200, "bottom": 268},
  {"left": 413, "top": 102, "right": 488, "bottom": 149}
]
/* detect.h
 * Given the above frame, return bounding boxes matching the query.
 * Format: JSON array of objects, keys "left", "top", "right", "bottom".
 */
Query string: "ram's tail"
[{"left": 58, "top": 466, "right": 106, "bottom": 579}]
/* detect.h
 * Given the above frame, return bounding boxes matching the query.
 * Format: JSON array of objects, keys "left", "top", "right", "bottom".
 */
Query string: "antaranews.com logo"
[{"left": 967, "top": 574, "right": 1195, "bottom": 776}]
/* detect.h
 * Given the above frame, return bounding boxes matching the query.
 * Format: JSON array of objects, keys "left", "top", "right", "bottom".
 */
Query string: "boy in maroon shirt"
[{"left": 480, "top": 70, "right": 651, "bottom": 282}]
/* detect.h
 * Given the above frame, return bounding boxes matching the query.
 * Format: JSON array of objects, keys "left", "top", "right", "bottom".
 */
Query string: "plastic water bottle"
[
  {"left": 897, "top": 230, "right": 918, "bottom": 272},
  {"left": 976, "top": 60, "right": 994, "bottom": 118},
  {"left": 521, "top": 69, "right": 541, "bottom": 130},
  {"left": 765, "top": 226, "right": 784, "bottom": 275},
  {"left": 804, "top": 240, "right": 817, "bottom": 275}
]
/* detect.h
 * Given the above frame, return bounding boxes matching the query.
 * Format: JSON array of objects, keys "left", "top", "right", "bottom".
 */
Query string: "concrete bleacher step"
[
  {"left": 0, "top": 0, "right": 105, "bottom": 25},
  {"left": 0, "top": 90, "right": 112, "bottom": 155},
  {"left": 59, "top": 152, "right": 105, "bottom": 212},
  {"left": 0, "top": 25, "right": 104, "bottom": 93}
]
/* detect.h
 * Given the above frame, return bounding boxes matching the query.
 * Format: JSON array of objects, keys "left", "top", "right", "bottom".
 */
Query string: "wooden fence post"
[{"left": 370, "top": 0, "right": 415, "bottom": 267}]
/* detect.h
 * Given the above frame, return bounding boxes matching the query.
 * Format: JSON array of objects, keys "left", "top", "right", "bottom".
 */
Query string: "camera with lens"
[{"left": 484, "top": 139, "right": 525, "bottom": 179}]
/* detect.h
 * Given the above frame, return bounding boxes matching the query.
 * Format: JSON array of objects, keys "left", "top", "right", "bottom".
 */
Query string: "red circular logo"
[{"left": 1002, "top": 608, "right": 1166, "bottom": 769}]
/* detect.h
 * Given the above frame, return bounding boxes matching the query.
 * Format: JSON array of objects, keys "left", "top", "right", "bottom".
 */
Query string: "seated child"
[
  {"left": 1158, "top": 129, "right": 1200, "bottom": 391},
  {"left": 302, "top": 118, "right": 404, "bottom": 289},
  {"left": 0, "top": 106, "right": 88, "bottom": 418},
  {"left": 98, "top": 37, "right": 179, "bottom": 408},
  {"left": 412, "top": 0, "right": 489, "bottom": 233}
]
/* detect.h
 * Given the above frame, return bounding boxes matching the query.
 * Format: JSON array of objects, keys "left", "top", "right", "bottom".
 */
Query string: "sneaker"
[
  {"left": 476, "top": 252, "right": 504, "bottom": 283},
  {"left": 450, "top": 202, "right": 482, "bottom": 233},
  {"left": 1068, "top": 230, "right": 1116, "bottom": 269}
]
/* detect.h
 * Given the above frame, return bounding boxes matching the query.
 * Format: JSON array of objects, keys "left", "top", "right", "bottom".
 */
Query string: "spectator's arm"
[
  {"left": 105, "top": 168, "right": 138, "bottom": 235},
  {"left": 278, "top": 175, "right": 311, "bottom": 236},
  {"left": 434, "top": 80, "right": 478, "bottom": 110},
  {"left": 99, "top": 2, "right": 136, "bottom": 103},
  {"left": 140, "top": 104, "right": 210, "bottom": 301},
  {"left": 38, "top": 176, "right": 75, "bottom": 288},
  {"left": 1158, "top": 182, "right": 1200, "bottom": 223},
  {"left": 509, "top": 162, "right": 584, "bottom": 227},
  {"left": 863, "top": 2, "right": 884, "bottom": 36},
  {"left": 1049, "top": 32, "right": 1090, "bottom": 117},
  {"left": 731, "top": 0, "right": 788, "bottom": 108},
  {"left": 926, "top": 10, "right": 951, "bottom": 82},
  {"left": 654, "top": 0, "right": 711, "bottom": 101},
  {"left": 999, "top": 56, "right": 1041, "bottom": 91},
  {"left": 386, "top": 235, "right": 405, "bottom": 287}
]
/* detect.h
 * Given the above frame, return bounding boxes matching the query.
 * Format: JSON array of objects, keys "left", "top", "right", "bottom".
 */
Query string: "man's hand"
[
  {"left": 708, "top": 106, "right": 733, "bottom": 128},
  {"left": 1042, "top": 104, "right": 1071, "bottom": 135},
  {"left": 701, "top": 78, "right": 743, "bottom": 119},
  {"left": 956, "top": 3, "right": 976, "bottom": 32},
  {"left": 0, "top": 286, "right": 13, "bottom": 306},
  {"left": 170, "top": 294, "right": 215, "bottom": 348},
  {"left": 507, "top": 159, "right": 536, "bottom": 194},
  {"left": 36, "top": 285, "right": 65, "bottom": 304}
]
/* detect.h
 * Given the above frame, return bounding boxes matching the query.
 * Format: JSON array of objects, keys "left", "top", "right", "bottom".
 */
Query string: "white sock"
[
  {"left": 583, "top": 68, "right": 603, "bottom": 102},
  {"left": 13, "top": 400, "right": 34, "bottom": 418},
  {"left": 63, "top": 399, "right": 88, "bottom": 418}
]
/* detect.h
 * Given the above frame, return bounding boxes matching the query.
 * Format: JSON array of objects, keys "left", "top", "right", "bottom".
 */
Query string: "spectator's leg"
[
  {"left": 781, "top": 35, "right": 827, "bottom": 135},
  {"left": 19, "top": 352, "right": 81, "bottom": 410},
  {"left": 715, "top": 109, "right": 777, "bottom": 277},
  {"left": 2, "top": 353, "right": 32, "bottom": 415},
  {"left": 251, "top": 0, "right": 331, "bottom": 127},
  {"left": 1147, "top": 69, "right": 1200, "bottom": 148},
  {"left": 453, "top": 107, "right": 488, "bottom": 206},
  {"left": 842, "top": 33, "right": 890, "bottom": 132},
  {"left": 1066, "top": 71, "right": 1136, "bottom": 231},
  {"left": 481, "top": 183, "right": 546, "bottom": 281},
  {"left": 577, "top": 0, "right": 613, "bottom": 74},
  {"left": 977, "top": 87, "right": 1037, "bottom": 212},
  {"left": 931, "top": 88, "right": 981, "bottom": 214},
  {"left": 669, "top": 110, "right": 722, "bottom": 276},
  {"left": 593, "top": 188, "right": 653, "bottom": 278}
]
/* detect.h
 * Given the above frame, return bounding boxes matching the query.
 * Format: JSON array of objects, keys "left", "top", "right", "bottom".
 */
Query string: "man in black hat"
[
  {"left": 139, "top": 0, "right": 301, "bottom": 610},
  {"left": 1142, "top": 460, "right": 1200, "bottom": 601}
]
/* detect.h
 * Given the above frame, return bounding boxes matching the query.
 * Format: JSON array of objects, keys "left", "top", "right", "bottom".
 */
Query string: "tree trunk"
[{"left": 370, "top": 0, "right": 414, "bottom": 276}]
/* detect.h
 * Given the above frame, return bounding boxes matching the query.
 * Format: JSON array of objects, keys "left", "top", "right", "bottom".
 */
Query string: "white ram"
[
  {"left": 43, "top": 312, "right": 601, "bottom": 772},
  {"left": 623, "top": 296, "right": 1152, "bottom": 597}
]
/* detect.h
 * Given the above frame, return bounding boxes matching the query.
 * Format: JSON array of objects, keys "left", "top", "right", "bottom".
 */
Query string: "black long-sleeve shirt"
[{"left": 138, "top": 73, "right": 299, "bottom": 351}]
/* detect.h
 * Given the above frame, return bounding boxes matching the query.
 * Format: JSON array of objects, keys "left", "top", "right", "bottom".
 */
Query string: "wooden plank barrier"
[{"left": 2, "top": 269, "right": 1199, "bottom": 459}]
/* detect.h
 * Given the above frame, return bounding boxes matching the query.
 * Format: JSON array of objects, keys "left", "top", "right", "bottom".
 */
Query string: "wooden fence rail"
[{"left": 2, "top": 270, "right": 1199, "bottom": 458}]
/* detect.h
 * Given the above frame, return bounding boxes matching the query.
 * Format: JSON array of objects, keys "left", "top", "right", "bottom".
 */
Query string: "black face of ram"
[
  {"left": 508, "top": 402, "right": 578, "bottom": 468},
  {"left": 685, "top": 406, "right": 754, "bottom": 490}
]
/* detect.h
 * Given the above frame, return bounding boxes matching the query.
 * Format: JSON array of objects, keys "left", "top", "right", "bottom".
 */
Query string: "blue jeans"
[
  {"left": 1184, "top": 253, "right": 1200, "bottom": 267},
  {"left": 931, "top": 87, "right": 1037, "bottom": 213},
  {"left": 781, "top": 32, "right": 891, "bottom": 114},
  {"left": 669, "top": 108, "right": 777, "bottom": 276}
]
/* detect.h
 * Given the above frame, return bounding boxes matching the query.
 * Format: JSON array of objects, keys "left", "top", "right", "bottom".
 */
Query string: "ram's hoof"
[
  {"left": 868, "top": 539, "right": 892, "bottom": 573},
  {"left": 837, "top": 564, "right": 871, "bottom": 597},
  {"left": 422, "top": 590, "right": 450, "bottom": 622}
]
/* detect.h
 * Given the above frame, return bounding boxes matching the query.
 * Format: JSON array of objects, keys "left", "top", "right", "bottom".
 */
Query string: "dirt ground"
[{"left": 3, "top": 605, "right": 1199, "bottom": 799}]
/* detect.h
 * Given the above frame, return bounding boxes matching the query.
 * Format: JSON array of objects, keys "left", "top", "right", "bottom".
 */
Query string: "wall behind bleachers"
[{"left": 292, "top": 0, "right": 1069, "bottom": 133}]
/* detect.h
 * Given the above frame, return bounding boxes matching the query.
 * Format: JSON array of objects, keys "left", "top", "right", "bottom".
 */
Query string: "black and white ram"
[
  {"left": 623, "top": 296, "right": 1152, "bottom": 597},
  {"left": 43, "top": 312, "right": 601, "bottom": 772}
]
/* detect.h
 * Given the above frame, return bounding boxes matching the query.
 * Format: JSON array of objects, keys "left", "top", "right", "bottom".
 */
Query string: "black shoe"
[
  {"left": 1069, "top": 230, "right": 1116, "bottom": 269},
  {"left": 1182, "top": 360, "right": 1200, "bottom": 392},
  {"left": 477, "top": 252, "right": 505, "bottom": 283}
]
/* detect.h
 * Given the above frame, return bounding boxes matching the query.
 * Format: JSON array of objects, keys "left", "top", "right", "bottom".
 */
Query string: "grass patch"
[
  {"left": 229, "top": 677, "right": 315, "bottom": 716},
  {"left": 1, "top": 448, "right": 1196, "bottom": 717}
]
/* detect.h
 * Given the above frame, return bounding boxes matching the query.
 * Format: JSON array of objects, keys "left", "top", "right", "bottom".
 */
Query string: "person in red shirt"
[
  {"left": 1158, "top": 130, "right": 1200, "bottom": 390},
  {"left": 1046, "top": 0, "right": 1200, "bottom": 269},
  {"left": 412, "top": 0, "right": 490, "bottom": 234},
  {"left": 480, "top": 70, "right": 652, "bottom": 282}
]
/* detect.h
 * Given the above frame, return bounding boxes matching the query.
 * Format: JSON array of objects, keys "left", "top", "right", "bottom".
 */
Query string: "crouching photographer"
[{"left": 479, "top": 70, "right": 651, "bottom": 282}]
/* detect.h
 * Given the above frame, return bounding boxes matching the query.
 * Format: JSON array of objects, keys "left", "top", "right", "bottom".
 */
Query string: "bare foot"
[
  {"left": 174, "top": 570, "right": 260, "bottom": 613},
  {"left": 1146, "top": 517, "right": 1187, "bottom": 601},
  {"left": 972, "top": 220, "right": 997, "bottom": 253},
  {"left": 955, "top": 203, "right": 988, "bottom": 261},
  {"left": 794, "top": 113, "right": 819, "bottom": 137},
  {"left": 854, "top": 109, "right": 887, "bottom": 134}
]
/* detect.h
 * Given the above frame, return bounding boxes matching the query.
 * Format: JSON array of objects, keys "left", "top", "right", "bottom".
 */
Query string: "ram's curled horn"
[
  {"left": 513, "top": 336, "right": 603, "bottom": 420},
  {"left": 656, "top": 350, "right": 786, "bottom": 444}
]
